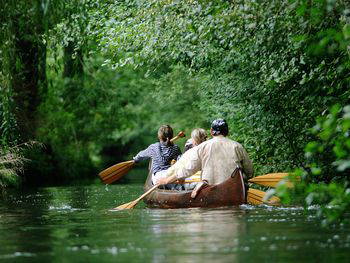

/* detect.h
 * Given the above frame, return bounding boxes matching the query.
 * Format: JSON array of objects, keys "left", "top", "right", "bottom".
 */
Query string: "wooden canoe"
[{"left": 143, "top": 167, "right": 247, "bottom": 209}]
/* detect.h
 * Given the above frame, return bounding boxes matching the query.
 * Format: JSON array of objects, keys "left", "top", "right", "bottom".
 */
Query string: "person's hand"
[
  {"left": 191, "top": 189, "right": 199, "bottom": 199},
  {"left": 175, "top": 179, "right": 185, "bottom": 184},
  {"left": 157, "top": 177, "right": 169, "bottom": 185},
  {"left": 190, "top": 181, "right": 208, "bottom": 199}
]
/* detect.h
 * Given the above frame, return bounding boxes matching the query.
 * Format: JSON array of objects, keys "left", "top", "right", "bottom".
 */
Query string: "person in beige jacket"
[{"left": 158, "top": 119, "right": 253, "bottom": 198}]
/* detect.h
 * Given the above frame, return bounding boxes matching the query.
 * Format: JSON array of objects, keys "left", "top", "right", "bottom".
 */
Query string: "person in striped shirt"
[{"left": 133, "top": 125, "right": 182, "bottom": 185}]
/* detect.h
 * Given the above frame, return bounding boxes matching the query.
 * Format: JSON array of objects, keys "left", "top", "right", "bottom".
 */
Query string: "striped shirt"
[{"left": 133, "top": 142, "right": 181, "bottom": 174}]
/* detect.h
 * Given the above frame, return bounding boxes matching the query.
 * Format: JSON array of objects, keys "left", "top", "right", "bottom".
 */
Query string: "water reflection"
[
  {"left": 146, "top": 208, "right": 247, "bottom": 262},
  {"left": 0, "top": 188, "right": 54, "bottom": 261},
  {"left": 1, "top": 185, "right": 350, "bottom": 262}
]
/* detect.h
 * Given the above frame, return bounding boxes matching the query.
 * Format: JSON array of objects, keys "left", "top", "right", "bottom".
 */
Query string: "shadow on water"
[{"left": 0, "top": 184, "right": 350, "bottom": 262}]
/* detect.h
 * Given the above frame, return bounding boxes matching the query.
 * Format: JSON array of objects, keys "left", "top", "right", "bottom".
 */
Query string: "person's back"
[
  {"left": 197, "top": 135, "right": 253, "bottom": 185},
  {"left": 172, "top": 119, "right": 253, "bottom": 185},
  {"left": 133, "top": 125, "right": 181, "bottom": 184},
  {"left": 134, "top": 141, "right": 180, "bottom": 174}
]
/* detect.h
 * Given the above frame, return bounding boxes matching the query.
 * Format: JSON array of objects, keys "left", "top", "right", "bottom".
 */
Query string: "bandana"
[{"left": 211, "top": 119, "right": 228, "bottom": 136}]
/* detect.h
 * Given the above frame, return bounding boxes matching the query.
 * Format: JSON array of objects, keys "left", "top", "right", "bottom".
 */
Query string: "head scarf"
[{"left": 211, "top": 119, "right": 229, "bottom": 136}]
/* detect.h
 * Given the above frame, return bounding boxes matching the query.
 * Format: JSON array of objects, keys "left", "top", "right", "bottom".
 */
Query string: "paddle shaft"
[
  {"left": 113, "top": 184, "right": 160, "bottom": 210},
  {"left": 170, "top": 131, "right": 185, "bottom": 143},
  {"left": 134, "top": 184, "right": 160, "bottom": 203}
]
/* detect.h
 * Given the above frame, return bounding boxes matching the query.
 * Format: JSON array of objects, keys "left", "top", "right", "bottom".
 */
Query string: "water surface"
[{"left": 0, "top": 184, "right": 349, "bottom": 262}]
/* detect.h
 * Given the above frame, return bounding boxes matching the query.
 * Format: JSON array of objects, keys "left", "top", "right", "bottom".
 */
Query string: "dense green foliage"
[
  {"left": 90, "top": 0, "right": 350, "bottom": 174},
  {"left": 0, "top": 0, "right": 349, "bottom": 223},
  {"left": 279, "top": 104, "right": 350, "bottom": 225}
]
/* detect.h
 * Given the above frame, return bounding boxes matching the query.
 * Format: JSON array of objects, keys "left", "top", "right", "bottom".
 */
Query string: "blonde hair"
[
  {"left": 191, "top": 128, "right": 207, "bottom": 146},
  {"left": 158, "top": 125, "right": 174, "bottom": 146}
]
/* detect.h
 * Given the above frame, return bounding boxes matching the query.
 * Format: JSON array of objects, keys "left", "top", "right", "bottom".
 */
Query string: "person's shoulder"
[
  {"left": 169, "top": 143, "right": 181, "bottom": 153},
  {"left": 184, "top": 139, "right": 193, "bottom": 152},
  {"left": 172, "top": 143, "right": 181, "bottom": 149},
  {"left": 196, "top": 139, "right": 211, "bottom": 147},
  {"left": 183, "top": 144, "right": 200, "bottom": 158},
  {"left": 148, "top": 142, "right": 159, "bottom": 148},
  {"left": 219, "top": 136, "right": 242, "bottom": 147},
  {"left": 174, "top": 144, "right": 181, "bottom": 152},
  {"left": 226, "top": 138, "right": 245, "bottom": 149},
  {"left": 184, "top": 139, "right": 193, "bottom": 147},
  {"left": 195, "top": 139, "right": 212, "bottom": 151},
  {"left": 185, "top": 138, "right": 193, "bottom": 144}
]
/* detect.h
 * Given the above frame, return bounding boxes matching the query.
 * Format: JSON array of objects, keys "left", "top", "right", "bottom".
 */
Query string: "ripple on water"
[
  {"left": 1, "top": 185, "right": 350, "bottom": 262},
  {"left": 48, "top": 205, "right": 84, "bottom": 212},
  {"left": 0, "top": 252, "right": 36, "bottom": 259}
]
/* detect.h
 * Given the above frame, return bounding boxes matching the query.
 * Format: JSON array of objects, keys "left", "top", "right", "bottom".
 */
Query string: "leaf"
[
  {"left": 333, "top": 160, "right": 350, "bottom": 172},
  {"left": 343, "top": 24, "right": 350, "bottom": 40}
]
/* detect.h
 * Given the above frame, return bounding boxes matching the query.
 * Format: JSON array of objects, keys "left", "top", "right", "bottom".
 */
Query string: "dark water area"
[{"left": 1, "top": 175, "right": 350, "bottom": 262}]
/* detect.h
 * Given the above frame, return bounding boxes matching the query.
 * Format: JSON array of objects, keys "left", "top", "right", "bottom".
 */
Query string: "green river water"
[{"left": 1, "top": 176, "right": 350, "bottom": 262}]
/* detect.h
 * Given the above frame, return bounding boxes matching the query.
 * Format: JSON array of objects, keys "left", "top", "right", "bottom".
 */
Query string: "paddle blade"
[
  {"left": 111, "top": 200, "right": 138, "bottom": 211},
  {"left": 99, "top": 160, "right": 135, "bottom": 184},
  {"left": 247, "top": 188, "right": 280, "bottom": 205},
  {"left": 249, "top": 173, "right": 299, "bottom": 188}
]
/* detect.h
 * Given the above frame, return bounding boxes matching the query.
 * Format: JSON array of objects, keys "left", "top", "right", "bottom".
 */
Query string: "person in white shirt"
[{"left": 166, "top": 128, "right": 208, "bottom": 190}]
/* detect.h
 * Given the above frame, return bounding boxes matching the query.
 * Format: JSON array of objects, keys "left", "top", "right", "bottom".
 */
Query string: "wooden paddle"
[
  {"left": 111, "top": 184, "right": 160, "bottom": 210},
  {"left": 247, "top": 188, "right": 280, "bottom": 205},
  {"left": 99, "top": 160, "right": 135, "bottom": 184},
  {"left": 99, "top": 131, "right": 185, "bottom": 184},
  {"left": 248, "top": 173, "right": 300, "bottom": 188}
]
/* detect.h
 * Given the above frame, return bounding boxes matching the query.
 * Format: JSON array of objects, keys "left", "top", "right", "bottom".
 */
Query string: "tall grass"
[{"left": 0, "top": 141, "right": 39, "bottom": 188}]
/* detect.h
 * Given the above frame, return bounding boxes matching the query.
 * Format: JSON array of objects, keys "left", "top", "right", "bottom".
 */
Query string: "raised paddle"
[
  {"left": 111, "top": 184, "right": 160, "bottom": 210},
  {"left": 247, "top": 188, "right": 280, "bottom": 205},
  {"left": 248, "top": 173, "right": 301, "bottom": 188},
  {"left": 99, "top": 131, "right": 186, "bottom": 184}
]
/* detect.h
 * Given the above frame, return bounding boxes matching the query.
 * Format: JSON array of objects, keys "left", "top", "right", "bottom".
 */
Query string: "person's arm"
[
  {"left": 237, "top": 146, "right": 254, "bottom": 179},
  {"left": 133, "top": 144, "right": 153, "bottom": 163},
  {"left": 158, "top": 147, "right": 201, "bottom": 185},
  {"left": 176, "top": 147, "right": 201, "bottom": 180},
  {"left": 190, "top": 180, "right": 208, "bottom": 198},
  {"left": 157, "top": 155, "right": 184, "bottom": 185},
  {"left": 157, "top": 174, "right": 178, "bottom": 185}
]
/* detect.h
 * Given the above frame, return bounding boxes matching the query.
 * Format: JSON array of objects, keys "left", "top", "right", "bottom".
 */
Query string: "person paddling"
[
  {"left": 133, "top": 125, "right": 182, "bottom": 185},
  {"left": 165, "top": 128, "right": 208, "bottom": 190},
  {"left": 158, "top": 119, "right": 253, "bottom": 198}
]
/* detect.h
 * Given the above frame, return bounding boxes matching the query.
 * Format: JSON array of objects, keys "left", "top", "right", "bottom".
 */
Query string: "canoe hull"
[{"left": 143, "top": 168, "right": 246, "bottom": 209}]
